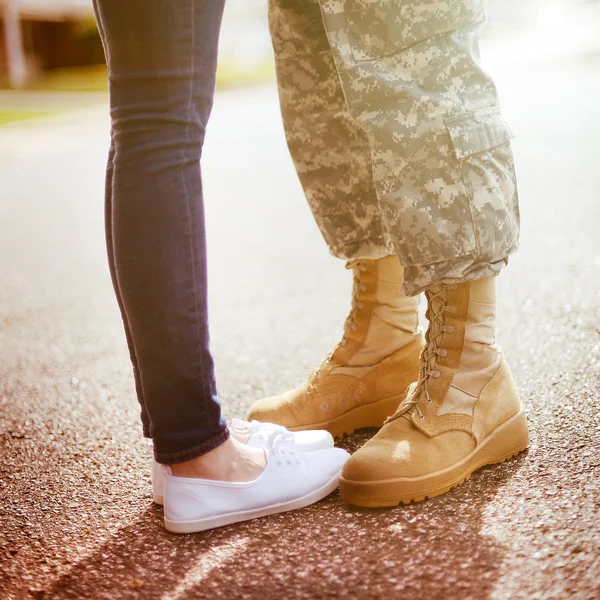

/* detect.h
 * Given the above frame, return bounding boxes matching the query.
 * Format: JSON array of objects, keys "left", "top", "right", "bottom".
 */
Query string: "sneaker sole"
[
  {"left": 339, "top": 407, "right": 529, "bottom": 507},
  {"left": 286, "top": 392, "right": 408, "bottom": 439},
  {"left": 163, "top": 473, "right": 341, "bottom": 534}
]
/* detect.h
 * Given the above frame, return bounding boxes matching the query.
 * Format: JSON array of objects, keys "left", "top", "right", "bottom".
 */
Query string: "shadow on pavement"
[{"left": 41, "top": 433, "right": 528, "bottom": 600}]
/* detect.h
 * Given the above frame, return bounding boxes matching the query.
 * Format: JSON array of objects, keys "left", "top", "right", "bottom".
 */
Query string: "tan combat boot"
[
  {"left": 339, "top": 276, "right": 529, "bottom": 507},
  {"left": 247, "top": 255, "right": 425, "bottom": 438}
]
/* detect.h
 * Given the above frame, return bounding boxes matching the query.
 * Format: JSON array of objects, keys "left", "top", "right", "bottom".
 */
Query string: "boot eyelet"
[
  {"left": 321, "top": 403, "right": 329, "bottom": 411},
  {"left": 359, "top": 264, "right": 368, "bottom": 272},
  {"left": 432, "top": 371, "right": 441, "bottom": 378},
  {"left": 340, "top": 398, "right": 348, "bottom": 405},
  {"left": 419, "top": 414, "right": 425, "bottom": 419},
  {"left": 425, "top": 398, "right": 432, "bottom": 404},
  {"left": 439, "top": 349, "right": 448, "bottom": 358},
  {"left": 350, "top": 322, "right": 358, "bottom": 331},
  {"left": 356, "top": 301, "right": 364, "bottom": 309},
  {"left": 444, "top": 325, "right": 454, "bottom": 333},
  {"left": 449, "top": 283, "right": 458, "bottom": 290},
  {"left": 341, "top": 339, "right": 348, "bottom": 347},
  {"left": 446, "top": 305, "right": 457, "bottom": 313},
  {"left": 359, "top": 283, "right": 367, "bottom": 292}
]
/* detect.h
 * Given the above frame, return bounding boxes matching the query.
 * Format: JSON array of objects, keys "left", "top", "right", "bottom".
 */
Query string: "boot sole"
[
  {"left": 163, "top": 473, "right": 340, "bottom": 534},
  {"left": 339, "top": 406, "right": 529, "bottom": 507},
  {"left": 286, "top": 392, "right": 407, "bottom": 439}
]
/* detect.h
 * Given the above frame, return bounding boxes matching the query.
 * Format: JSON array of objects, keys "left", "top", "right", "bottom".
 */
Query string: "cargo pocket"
[
  {"left": 445, "top": 106, "right": 520, "bottom": 262},
  {"left": 445, "top": 106, "right": 514, "bottom": 160},
  {"left": 345, "top": 0, "right": 486, "bottom": 62}
]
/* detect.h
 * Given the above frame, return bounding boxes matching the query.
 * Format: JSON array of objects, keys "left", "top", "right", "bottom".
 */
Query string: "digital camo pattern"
[
  {"left": 270, "top": 0, "right": 520, "bottom": 295},
  {"left": 269, "top": 0, "right": 391, "bottom": 260},
  {"left": 344, "top": 0, "right": 486, "bottom": 62}
]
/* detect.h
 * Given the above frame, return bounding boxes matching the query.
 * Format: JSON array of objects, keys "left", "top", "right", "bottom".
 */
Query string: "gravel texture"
[{"left": 1, "top": 34, "right": 599, "bottom": 600}]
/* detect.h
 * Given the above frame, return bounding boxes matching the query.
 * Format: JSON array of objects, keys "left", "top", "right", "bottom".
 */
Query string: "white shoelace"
[
  {"left": 230, "top": 419, "right": 299, "bottom": 465},
  {"left": 232, "top": 418, "right": 293, "bottom": 440},
  {"left": 266, "top": 427, "right": 300, "bottom": 466},
  {"left": 248, "top": 419, "right": 272, "bottom": 437}
]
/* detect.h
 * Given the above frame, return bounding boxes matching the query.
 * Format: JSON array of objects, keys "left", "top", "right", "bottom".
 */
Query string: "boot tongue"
[
  {"left": 329, "top": 260, "right": 372, "bottom": 360},
  {"left": 386, "top": 286, "right": 448, "bottom": 422}
]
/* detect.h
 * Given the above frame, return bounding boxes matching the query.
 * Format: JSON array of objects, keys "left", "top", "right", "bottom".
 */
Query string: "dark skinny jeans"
[{"left": 93, "top": 0, "right": 229, "bottom": 463}]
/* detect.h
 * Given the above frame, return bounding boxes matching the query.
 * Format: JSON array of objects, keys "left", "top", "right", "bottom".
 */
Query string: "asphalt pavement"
[{"left": 1, "top": 27, "right": 600, "bottom": 600}]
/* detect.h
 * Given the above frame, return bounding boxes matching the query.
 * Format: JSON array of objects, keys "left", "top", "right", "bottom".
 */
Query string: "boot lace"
[
  {"left": 386, "top": 284, "right": 455, "bottom": 421},
  {"left": 307, "top": 261, "right": 368, "bottom": 391}
]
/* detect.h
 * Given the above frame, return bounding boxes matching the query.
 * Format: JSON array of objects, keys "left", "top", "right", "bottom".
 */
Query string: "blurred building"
[
  {"left": 0, "top": 0, "right": 272, "bottom": 89},
  {"left": 2, "top": 0, "right": 597, "bottom": 89},
  {"left": 0, "top": 0, "right": 97, "bottom": 87}
]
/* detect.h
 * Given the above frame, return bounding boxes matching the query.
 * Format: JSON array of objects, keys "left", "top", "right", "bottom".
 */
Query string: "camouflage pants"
[{"left": 269, "top": 0, "right": 520, "bottom": 295}]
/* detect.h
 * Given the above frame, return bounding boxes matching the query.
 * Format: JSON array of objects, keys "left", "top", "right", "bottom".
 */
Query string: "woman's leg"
[
  {"left": 93, "top": 0, "right": 228, "bottom": 464},
  {"left": 93, "top": 0, "right": 350, "bottom": 532},
  {"left": 92, "top": 2, "right": 150, "bottom": 437},
  {"left": 104, "top": 138, "right": 151, "bottom": 437}
]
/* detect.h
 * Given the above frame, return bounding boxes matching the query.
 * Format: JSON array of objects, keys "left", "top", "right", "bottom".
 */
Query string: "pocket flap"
[{"left": 445, "top": 107, "right": 514, "bottom": 159}]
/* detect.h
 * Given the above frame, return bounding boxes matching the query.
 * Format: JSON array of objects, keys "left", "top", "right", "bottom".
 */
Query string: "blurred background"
[
  {"left": 0, "top": 0, "right": 599, "bottom": 106},
  {"left": 0, "top": 0, "right": 598, "bottom": 123}
]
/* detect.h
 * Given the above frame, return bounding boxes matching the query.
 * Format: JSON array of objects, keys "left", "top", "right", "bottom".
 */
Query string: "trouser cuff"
[
  {"left": 329, "top": 238, "right": 393, "bottom": 261},
  {"left": 154, "top": 427, "right": 230, "bottom": 465},
  {"left": 401, "top": 256, "right": 510, "bottom": 296}
]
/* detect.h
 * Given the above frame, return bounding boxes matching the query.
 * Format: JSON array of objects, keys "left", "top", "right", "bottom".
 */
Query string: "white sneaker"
[
  {"left": 163, "top": 434, "right": 349, "bottom": 533},
  {"left": 151, "top": 419, "right": 335, "bottom": 505}
]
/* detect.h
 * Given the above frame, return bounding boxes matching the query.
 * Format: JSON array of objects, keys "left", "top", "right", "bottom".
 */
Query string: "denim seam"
[{"left": 180, "top": 0, "right": 211, "bottom": 429}]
